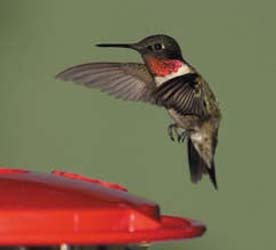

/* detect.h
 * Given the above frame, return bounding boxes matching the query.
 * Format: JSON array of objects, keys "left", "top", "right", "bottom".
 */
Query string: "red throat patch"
[{"left": 146, "top": 57, "right": 183, "bottom": 77}]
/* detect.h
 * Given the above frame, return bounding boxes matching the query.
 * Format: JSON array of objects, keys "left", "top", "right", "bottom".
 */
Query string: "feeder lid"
[{"left": 0, "top": 168, "right": 205, "bottom": 246}]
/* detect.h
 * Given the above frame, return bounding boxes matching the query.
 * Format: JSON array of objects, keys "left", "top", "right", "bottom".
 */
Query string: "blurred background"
[{"left": 0, "top": 1, "right": 275, "bottom": 249}]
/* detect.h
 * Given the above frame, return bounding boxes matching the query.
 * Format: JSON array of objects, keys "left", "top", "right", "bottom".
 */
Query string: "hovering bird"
[{"left": 56, "top": 34, "right": 221, "bottom": 189}]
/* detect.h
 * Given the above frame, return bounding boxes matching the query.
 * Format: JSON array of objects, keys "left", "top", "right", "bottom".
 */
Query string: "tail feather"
[
  {"left": 206, "top": 160, "right": 217, "bottom": 189},
  {"left": 187, "top": 138, "right": 218, "bottom": 189}
]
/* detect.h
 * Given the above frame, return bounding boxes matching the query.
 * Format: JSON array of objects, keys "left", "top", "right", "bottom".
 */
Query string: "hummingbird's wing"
[
  {"left": 154, "top": 73, "right": 206, "bottom": 117},
  {"left": 56, "top": 63, "right": 156, "bottom": 103}
]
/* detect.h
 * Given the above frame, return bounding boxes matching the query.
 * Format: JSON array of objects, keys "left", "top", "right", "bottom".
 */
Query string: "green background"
[{"left": 0, "top": 0, "right": 274, "bottom": 249}]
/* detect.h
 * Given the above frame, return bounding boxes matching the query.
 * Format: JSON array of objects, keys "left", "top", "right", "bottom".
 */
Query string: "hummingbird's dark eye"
[{"left": 154, "top": 43, "right": 162, "bottom": 51}]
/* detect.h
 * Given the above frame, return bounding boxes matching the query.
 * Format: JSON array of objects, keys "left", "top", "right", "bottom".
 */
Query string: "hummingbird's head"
[
  {"left": 97, "top": 34, "right": 183, "bottom": 60},
  {"left": 134, "top": 34, "right": 183, "bottom": 61},
  {"left": 97, "top": 34, "right": 187, "bottom": 77}
]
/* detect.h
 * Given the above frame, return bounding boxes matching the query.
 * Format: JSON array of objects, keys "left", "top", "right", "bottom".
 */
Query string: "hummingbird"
[{"left": 56, "top": 34, "right": 221, "bottom": 189}]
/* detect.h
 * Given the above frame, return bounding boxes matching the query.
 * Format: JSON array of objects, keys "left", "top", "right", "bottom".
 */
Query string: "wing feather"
[
  {"left": 56, "top": 63, "right": 156, "bottom": 103},
  {"left": 154, "top": 73, "right": 206, "bottom": 117}
]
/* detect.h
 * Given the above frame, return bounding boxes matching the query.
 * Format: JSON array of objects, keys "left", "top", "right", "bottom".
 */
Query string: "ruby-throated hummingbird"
[{"left": 56, "top": 34, "right": 221, "bottom": 189}]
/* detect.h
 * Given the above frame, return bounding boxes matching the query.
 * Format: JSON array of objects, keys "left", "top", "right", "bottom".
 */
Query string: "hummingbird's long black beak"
[{"left": 96, "top": 43, "right": 138, "bottom": 50}]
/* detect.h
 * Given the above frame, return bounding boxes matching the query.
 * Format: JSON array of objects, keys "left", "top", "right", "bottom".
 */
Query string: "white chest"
[{"left": 154, "top": 64, "right": 191, "bottom": 86}]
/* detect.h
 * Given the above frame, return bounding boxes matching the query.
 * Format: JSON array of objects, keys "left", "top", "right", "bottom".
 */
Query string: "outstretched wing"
[
  {"left": 56, "top": 62, "right": 156, "bottom": 103},
  {"left": 154, "top": 73, "right": 206, "bottom": 117}
]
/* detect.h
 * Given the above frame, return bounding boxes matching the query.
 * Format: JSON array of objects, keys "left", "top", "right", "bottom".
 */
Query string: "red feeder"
[{"left": 0, "top": 168, "right": 206, "bottom": 249}]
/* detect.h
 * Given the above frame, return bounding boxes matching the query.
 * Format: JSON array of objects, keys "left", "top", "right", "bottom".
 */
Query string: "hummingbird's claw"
[
  {"left": 168, "top": 124, "right": 176, "bottom": 141},
  {"left": 168, "top": 124, "right": 187, "bottom": 143},
  {"left": 177, "top": 131, "right": 187, "bottom": 143},
  {"left": 167, "top": 123, "right": 181, "bottom": 142}
]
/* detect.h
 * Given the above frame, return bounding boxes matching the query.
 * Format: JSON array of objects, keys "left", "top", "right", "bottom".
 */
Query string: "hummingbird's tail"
[{"left": 187, "top": 138, "right": 218, "bottom": 189}]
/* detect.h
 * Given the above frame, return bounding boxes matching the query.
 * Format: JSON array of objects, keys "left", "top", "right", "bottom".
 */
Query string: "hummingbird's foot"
[
  {"left": 177, "top": 131, "right": 187, "bottom": 143},
  {"left": 167, "top": 123, "right": 180, "bottom": 142}
]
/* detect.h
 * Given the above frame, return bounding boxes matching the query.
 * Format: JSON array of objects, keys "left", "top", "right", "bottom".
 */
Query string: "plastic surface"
[{"left": 0, "top": 168, "right": 206, "bottom": 245}]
